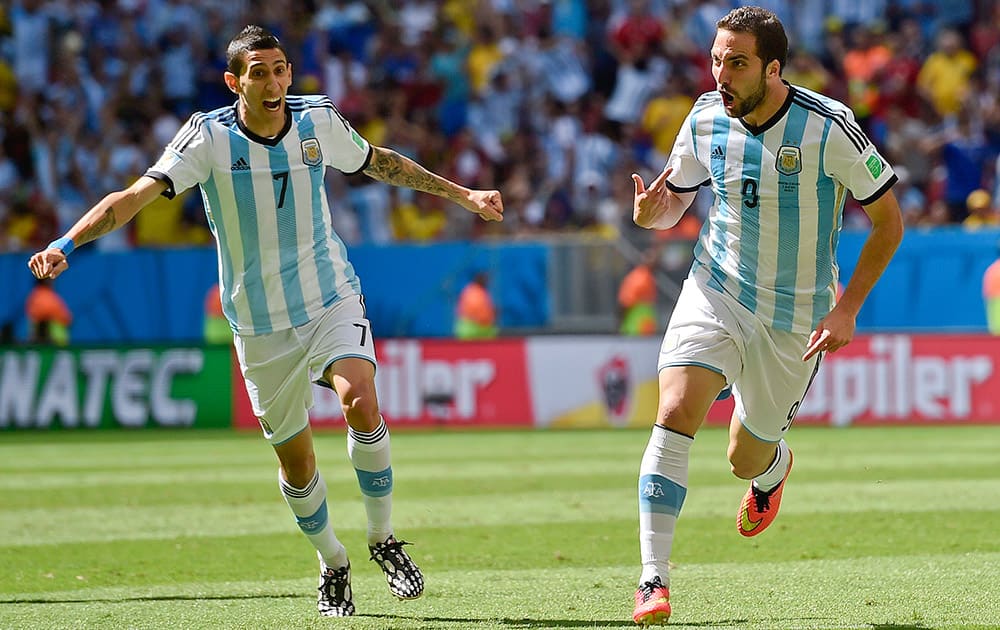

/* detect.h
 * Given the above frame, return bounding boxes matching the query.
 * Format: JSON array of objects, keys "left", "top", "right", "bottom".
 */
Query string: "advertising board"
[{"left": 0, "top": 346, "right": 232, "bottom": 430}]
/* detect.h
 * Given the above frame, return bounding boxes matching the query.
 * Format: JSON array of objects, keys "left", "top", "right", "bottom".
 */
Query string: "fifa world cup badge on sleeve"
[{"left": 865, "top": 153, "right": 886, "bottom": 180}]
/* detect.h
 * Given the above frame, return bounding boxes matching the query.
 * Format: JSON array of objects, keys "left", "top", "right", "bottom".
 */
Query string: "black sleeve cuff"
[
  {"left": 666, "top": 178, "right": 709, "bottom": 194},
  {"left": 344, "top": 144, "right": 374, "bottom": 176},
  {"left": 857, "top": 174, "right": 898, "bottom": 206},
  {"left": 144, "top": 171, "right": 177, "bottom": 199}
]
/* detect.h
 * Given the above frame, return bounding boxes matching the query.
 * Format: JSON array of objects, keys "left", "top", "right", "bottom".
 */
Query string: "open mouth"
[
  {"left": 720, "top": 90, "right": 735, "bottom": 106},
  {"left": 263, "top": 98, "right": 282, "bottom": 111}
]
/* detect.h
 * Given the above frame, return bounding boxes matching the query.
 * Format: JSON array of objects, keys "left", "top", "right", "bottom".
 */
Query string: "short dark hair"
[
  {"left": 717, "top": 6, "right": 788, "bottom": 74},
  {"left": 226, "top": 25, "right": 287, "bottom": 75}
]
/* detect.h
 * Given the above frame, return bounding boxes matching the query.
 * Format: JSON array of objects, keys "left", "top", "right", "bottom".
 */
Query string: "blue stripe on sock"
[
  {"left": 356, "top": 467, "right": 393, "bottom": 497},
  {"left": 295, "top": 502, "right": 328, "bottom": 535},
  {"left": 638, "top": 473, "right": 687, "bottom": 517}
]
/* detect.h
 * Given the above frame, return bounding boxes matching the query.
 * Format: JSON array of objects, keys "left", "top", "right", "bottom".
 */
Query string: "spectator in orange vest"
[
  {"left": 25, "top": 277, "right": 72, "bottom": 345},
  {"left": 454, "top": 272, "right": 497, "bottom": 339},
  {"left": 984, "top": 252, "right": 1000, "bottom": 334},
  {"left": 618, "top": 249, "right": 659, "bottom": 336}
]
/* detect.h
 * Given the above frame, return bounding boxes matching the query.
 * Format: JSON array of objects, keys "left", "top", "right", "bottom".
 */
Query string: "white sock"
[
  {"left": 638, "top": 425, "right": 692, "bottom": 588},
  {"left": 752, "top": 439, "right": 790, "bottom": 492},
  {"left": 347, "top": 417, "right": 394, "bottom": 545},
  {"left": 279, "top": 470, "right": 348, "bottom": 568}
]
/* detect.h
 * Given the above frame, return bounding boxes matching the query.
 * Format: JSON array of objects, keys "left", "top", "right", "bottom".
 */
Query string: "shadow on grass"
[
  {"left": 360, "top": 613, "right": 938, "bottom": 630},
  {"left": 7, "top": 599, "right": 927, "bottom": 630},
  {"left": 1, "top": 593, "right": 303, "bottom": 604},
  {"left": 362, "top": 615, "right": 636, "bottom": 627},
  {"left": 2, "top": 597, "right": 751, "bottom": 628},
  {"left": 361, "top": 613, "right": 756, "bottom": 628}
]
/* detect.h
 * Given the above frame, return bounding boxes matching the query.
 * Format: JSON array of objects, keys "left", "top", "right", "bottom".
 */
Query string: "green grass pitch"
[{"left": 1, "top": 425, "right": 998, "bottom": 629}]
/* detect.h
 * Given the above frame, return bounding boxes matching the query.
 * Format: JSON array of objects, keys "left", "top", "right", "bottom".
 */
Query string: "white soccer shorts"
[
  {"left": 658, "top": 277, "right": 821, "bottom": 442},
  {"left": 233, "top": 296, "right": 377, "bottom": 445}
]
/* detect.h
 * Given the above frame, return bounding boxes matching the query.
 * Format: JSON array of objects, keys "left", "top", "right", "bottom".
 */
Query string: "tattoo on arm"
[
  {"left": 77, "top": 206, "right": 117, "bottom": 244},
  {"left": 364, "top": 147, "right": 461, "bottom": 202}
]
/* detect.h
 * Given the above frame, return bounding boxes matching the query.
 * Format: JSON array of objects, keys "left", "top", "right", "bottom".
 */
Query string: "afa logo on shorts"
[
  {"left": 301, "top": 138, "right": 323, "bottom": 167},
  {"left": 775, "top": 145, "right": 802, "bottom": 175}
]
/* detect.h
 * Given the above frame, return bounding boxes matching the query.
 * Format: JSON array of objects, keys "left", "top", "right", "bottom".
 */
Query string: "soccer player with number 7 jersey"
[
  {"left": 28, "top": 25, "right": 503, "bottom": 618},
  {"left": 628, "top": 7, "right": 903, "bottom": 626}
]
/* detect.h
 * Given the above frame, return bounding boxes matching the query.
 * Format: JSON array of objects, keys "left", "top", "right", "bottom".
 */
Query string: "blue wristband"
[{"left": 47, "top": 237, "right": 75, "bottom": 256}]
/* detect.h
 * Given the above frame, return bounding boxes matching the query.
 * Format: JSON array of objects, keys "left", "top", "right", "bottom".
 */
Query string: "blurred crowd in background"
[{"left": 2, "top": 0, "right": 1000, "bottom": 254}]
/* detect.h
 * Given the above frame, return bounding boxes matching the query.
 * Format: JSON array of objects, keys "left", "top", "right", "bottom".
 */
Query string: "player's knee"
[
  {"left": 339, "top": 382, "right": 380, "bottom": 428},
  {"left": 656, "top": 395, "right": 704, "bottom": 435},
  {"left": 280, "top": 453, "right": 316, "bottom": 488}
]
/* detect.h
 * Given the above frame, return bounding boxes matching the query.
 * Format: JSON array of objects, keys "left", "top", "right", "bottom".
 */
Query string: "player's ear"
[{"left": 224, "top": 71, "right": 240, "bottom": 95}]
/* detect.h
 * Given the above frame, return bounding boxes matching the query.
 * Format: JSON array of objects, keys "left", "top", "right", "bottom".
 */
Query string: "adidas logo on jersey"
[
  {"left": 231, "top": 157, "right": 250, "bottom": 171},
  {"left": 711, "top": 145, "right": 725, "bottom": 160}
]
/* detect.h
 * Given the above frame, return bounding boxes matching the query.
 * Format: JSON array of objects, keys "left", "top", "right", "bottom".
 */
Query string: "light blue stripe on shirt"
[
  {"left": 705, "top": 114, "right": 732, "bottom": 294},
  {"left": 298, "top": 111, "right": 340, "bottom": 307},
  {"left": 690, "top": 111, "right": 711, "bottom": 274},
  {"left": 268, "top": 145, "right": 308, "bottom": 327},
  {"left": 773, "top": 106, "right": 809, "bottom": 329},
  {"left": 202, "top": 174, "right": 237, "bottom": 326},
  {"left": 691, "top": 115, "right": 707, "bottom": 270},
  {"left": 813, "top": 118, "right": 837, "bottom": 327},
  {"left": 737, "top": 133, "right": 763, "bottom": 312},
  {"left": 229, "top": 135, "right": 272, "bottom": 333}
]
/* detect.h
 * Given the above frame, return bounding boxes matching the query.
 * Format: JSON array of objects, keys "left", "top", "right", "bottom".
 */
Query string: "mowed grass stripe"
[
  {"left": 4, "top": 476, "right": 999, "bottom": 546},
  {"left": 2, "top": 553, "right": 998, "bottom": 629},
  {"left": 0, "top": 437, "right": 273, "bottom": 471},
  {"left": 4, "top": 425, "right": 997, "bottom": 465},
  {"left": 0, "top": 457, "right": 651, "bottom": 491},
  {"left": 3, "top": 425, "right": 998, "bottom": 485},
  {"left": 2, "top": 446, "right": 999, "bottom": 491},
  {"left": 2, "top": 428, "right": 996, "bottom": 499},
  {"left": 3, "top": 511, "right": 996, "bottom": 597}
]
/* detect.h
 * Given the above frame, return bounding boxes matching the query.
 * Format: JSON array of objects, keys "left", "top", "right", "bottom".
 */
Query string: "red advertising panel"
[
  {"left": 706, "top": 334, "right": 1000, "bottom": 426},
  {"left": 233, "top": 334, "right": 1000, "bottom": 431},
  {"left": 233, "top": 338, "right": 534, "bottom": 431}
]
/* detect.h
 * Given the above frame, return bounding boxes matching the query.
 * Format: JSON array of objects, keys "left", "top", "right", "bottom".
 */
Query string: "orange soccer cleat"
[
  {"left": 737, "top": 449, "right": 793, "bottom": 537},
  {"left": 632, "top": 576, "right": 671, "bottom": 626}
]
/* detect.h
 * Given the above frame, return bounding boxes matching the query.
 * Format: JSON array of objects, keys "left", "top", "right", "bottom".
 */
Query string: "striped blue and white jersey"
[
  {"left": 146, "top": 95, "right": 372, "bottom": 336},
  {"left": 665, "top": 84, "right": 897, "bottom": 333}
]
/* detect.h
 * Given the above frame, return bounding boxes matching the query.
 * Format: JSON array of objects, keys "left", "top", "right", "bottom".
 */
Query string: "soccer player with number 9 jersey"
[{"left": 627, "top": 7, "right": 903, "bottom": 626}]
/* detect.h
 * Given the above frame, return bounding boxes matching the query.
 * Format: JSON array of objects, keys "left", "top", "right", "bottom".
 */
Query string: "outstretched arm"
[
  {"left": 803, "top": 189, "right": 904, "bottom": 360},
  {"left": 27, "top": 176, "right": 168, "bottom": 279},
  {"left": 364, "top": 146, "right": 503, "bottom": 222}
]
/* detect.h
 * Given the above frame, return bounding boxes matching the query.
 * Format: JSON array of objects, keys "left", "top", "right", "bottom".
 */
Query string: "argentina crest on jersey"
[
  {"left": 300, "top": 138, "right": 323, "bottom": 166},
  {"left": 775, "top": 145, "right": 802, "bottom": 175}
]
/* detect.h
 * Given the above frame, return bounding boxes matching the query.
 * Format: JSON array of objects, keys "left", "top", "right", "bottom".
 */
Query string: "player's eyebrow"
[
  {"left": 247, "top": 59, "right": 287, "bottom": 71},
  {"left": 712, "top": 51, "right": 751, "bottom": 63}
]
